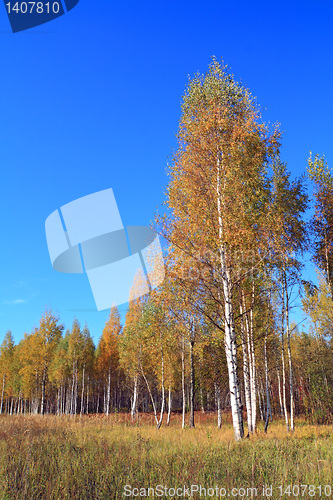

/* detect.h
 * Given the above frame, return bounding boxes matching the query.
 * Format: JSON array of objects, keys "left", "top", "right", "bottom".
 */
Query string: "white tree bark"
[
  {"left": 276, "top": 364, "right": 283, "bottom": 415},
  {"left": 215, "top": 382, "right": 222, "bottom": 429},
  {"left": 217, "top": 154, "right": 244, "bottom": 441},
  {"left": 283, "top": 267, "right": 294, "bottom": 432},
  {"left": 181, "top": 336, "right": 186, "bottom": 429},
  {"left": 240, "top": 297, "right": 252, "bottom": 434},
  {"left": 281, "top": 346, "right": 289, "bottom": 430},
  {"left": 189, "top": 337, "right": 195, "bottom": 428},
  {"left": 131, "top": 375, "right": 139, "bottom": 420},
  {"left": 280, "top": 281, "right": 290, "bottom": 432},
  {"left": 70, "top": 359, "right": 75, "bottom": 416},
  {"left": 141, "top": 368, "right": 159, "bottom": 425},
  {"left": 157, "top": 348, "right": 165, "bottom": 429},
  {"left": 106, "top": 366, "right": 111, "bottom": 416},
  {"left": 249, "top": 287, "right": 257, "bottom": 432},
  {"left": 80, "top": 365, "right": 85, "bottom": 416},
  {"left": 0, "top": 374, "right": 5, "bottom": 415},
  {"left": 264, "top": 325, "right": 272, "bottom": 433},
  {"left": 167, "top": 386, "right": 172, "bottom": 426},
  {"left": 86, "top": 375, "right": 90, "bottom": 415},
  {"left": 74, "top": 361, "right": 78, "bottom": 416}
]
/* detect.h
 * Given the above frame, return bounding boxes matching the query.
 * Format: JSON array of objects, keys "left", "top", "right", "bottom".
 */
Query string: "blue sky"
[{"left": 0, "top": 0, "right": 332, "bottom": 345}]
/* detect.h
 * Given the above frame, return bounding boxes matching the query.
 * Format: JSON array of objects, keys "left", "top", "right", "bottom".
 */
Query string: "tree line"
[{"left": 1, "top": 59, "right": 333, "bottom": 441}]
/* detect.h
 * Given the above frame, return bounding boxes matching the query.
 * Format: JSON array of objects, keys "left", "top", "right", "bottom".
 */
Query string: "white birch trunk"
[
  {"left": 41, "top": 370, "right": 46, "bottom": 415},
  {"left": 157, "top": 348, "right": 165, "bottom": 429},
  {"left": 244, "top": 292, "right": 255, "bottom": 434},
  {"left": 240, "top": 297, "right": 252, "bottom": 434},
  {"left": 189, "top": 337, "right": 195, "bottom": 428},
  {"left": 281, "top": 339, "right": 289, "bottom": 430},
  {"left": 141, "top": 368, "right": 159, "bottom": 426},
  {"left": 86, "top": 376, "right": 90, "bottom": 415},
  {"left": 167, "top": 386, "right": 172, "bottom": 426},
  {"left": 57, "top": 387, "right": 60, "bottom": 416},
  {"left": 264, "top": 326, "right": 271, "bottom": 433},
  {"left": 0, "top": 374, "right": 5, "bottom": 415},
  {"left": 324, "top": 229, "right": 333, "bottom": 298},
  {"left": 106, "top": 366, "right": 111, "bottom": 416},
  {"left": 280, "top": 268, "right": 290, "bottom": 431},
  {"left": 217, "top": 154, "right": 244, "bottom": 441},
  {"left": 283, "top": 268, "right": 294, "bottom": 432},
  {"left": 131, "top": 375, "right": 139, "bottom": 420},
  {"left": 70, "top": 359, "right": 75, "bottom": 416},
  {"left": 258, "top": 377, "right": 265, "bottom": 421},
  {"left": 61, "top": 383, "right": 65, "bottom": 415},
  {"left": 80, "top": 365, "right": 85, "bottom": 416},
  {"left": 215, "top": 383, "right": 222, "bottom": 429},
  {"left": 281, "top": 282, "right": 289, "bottom": 431},
  {"left": 181, "top": 336, "right": 186, "bottom": 429},
  {"left": 74, "top": 361, "right": 78, "bottom": 416},
  {"left": 249, "top": 290, "right": 257, "bottom": 432},
  {"left": 65, "top": 386, "right": 71, "bottom": 415},
  {"left": 276, "top": 365, "right": 283, "bottom": 416}
]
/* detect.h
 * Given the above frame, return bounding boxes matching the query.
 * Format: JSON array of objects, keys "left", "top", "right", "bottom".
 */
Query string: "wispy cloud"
[
  {"left": 4, "top": 297, "right": 31, "bottom": 305},
  {"left": 2, "top": 283, "right": 39, "bottom": 308}
]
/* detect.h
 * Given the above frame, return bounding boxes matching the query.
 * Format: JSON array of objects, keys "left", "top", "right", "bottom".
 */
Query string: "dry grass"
[{"left": 0, "top": 413, "right": 332, "bottom": 499}]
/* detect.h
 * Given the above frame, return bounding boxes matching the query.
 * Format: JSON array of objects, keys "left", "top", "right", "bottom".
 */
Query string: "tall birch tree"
[
  {"left": 0, "top": 331, "right": 14, "bottom": 414},
  {"left": 97, "top": 307, "right": 121, "bottom": 416},
  {"left": 307, "top": 154, "right": 333, "bottom": 299},
  {"left": 161, "top": 59, "right": 280, "bottom": 441},
  {"left": 271, "top": 161, "right": 308, "bottom": 431}
]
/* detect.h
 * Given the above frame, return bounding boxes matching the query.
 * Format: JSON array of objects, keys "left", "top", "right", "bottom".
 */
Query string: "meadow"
[{"left": 0, "top": 413, "right": 332, "bottom": 499}]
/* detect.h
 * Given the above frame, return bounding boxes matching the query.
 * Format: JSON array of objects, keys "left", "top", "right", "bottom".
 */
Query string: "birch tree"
[
  {"left": 271, "top": 161, "right": 308, "bottom": 431},
  {"left": 0, "top": 331, "right": 14, "bottom": 414},
  {"left": 67, "top": 319, "right": 84, "bottom": 416},
  {"left": 119, "top": 270, "right": 149, "bottom": 419},
  {"left": 138, "top": 292, "right": 179, "bottom": 428},
  {"left": 49, "top": 335, "right": 70, "bottom": 415},
  {"left": 80, "top": 325, "right": 95, "bottom": 415},
  {"left": 158, "top": 265, "right": 201, "bottom": 428},
  {"left": 307, "top": 154, "right": 333, "bottom": 299},
  {"left": 30, "top": 310, "right": 63, "bottom": 415},
  {"left": 160, "top": 59, "right": 280, "bottom": 440},
  {"left": 97, "top": 307, "right": 121, "bottom": 416}
]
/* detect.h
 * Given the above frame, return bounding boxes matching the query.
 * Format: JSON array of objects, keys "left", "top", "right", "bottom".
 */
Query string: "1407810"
[
  {"left": 5, "top": 2, "right": 61, "bottom": 14},
  {"left": 277, "top": 484, "right": 332, "bottom": 497}
]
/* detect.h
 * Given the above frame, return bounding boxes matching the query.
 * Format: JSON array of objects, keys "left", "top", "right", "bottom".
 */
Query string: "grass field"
[{"left": 0, "top": 413, "right": 332, "bottom": 499}]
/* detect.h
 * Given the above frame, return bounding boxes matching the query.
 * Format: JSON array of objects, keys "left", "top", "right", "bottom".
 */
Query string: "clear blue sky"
[{"left": 0, "top": 0, "right": 332, "bottom": 345}]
